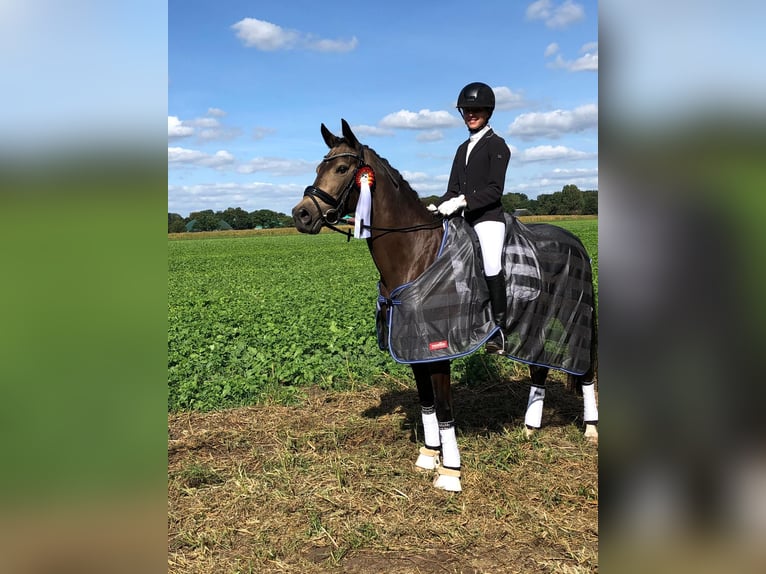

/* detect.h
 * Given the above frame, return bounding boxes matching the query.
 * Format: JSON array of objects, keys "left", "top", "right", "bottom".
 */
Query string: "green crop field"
[{"left": 168, "top": 217, "right": 598, "bottom": 412}]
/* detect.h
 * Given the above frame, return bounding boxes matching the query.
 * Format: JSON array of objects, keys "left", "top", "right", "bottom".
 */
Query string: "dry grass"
[{"left": 168, "top": 377, "right": 597, "bottom": 573}]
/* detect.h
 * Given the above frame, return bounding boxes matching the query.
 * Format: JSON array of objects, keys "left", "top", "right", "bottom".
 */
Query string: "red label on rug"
[{"left": 428, "top": 340, "right": 449, "bottom": 351}]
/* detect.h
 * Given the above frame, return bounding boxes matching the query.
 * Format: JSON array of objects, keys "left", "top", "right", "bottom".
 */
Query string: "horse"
[{"left": 292, "top": 119, "right": 598, "bottom": 492}]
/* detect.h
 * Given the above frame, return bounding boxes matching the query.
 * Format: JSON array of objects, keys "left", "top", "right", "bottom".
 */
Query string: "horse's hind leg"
[
  {"left": 580, "top": 376, "right": 599, "bottom": 444},
  {"left": 524, "top": 365, "right": 548, "bottom": 438}
]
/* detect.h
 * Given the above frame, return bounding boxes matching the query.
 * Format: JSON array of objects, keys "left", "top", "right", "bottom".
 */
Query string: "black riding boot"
[{"left": 484, "top": 272, "right": 507, "bottom": 355}]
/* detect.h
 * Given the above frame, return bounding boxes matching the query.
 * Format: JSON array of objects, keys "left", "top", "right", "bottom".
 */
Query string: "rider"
[{"left": 427, "top": 82, "right": 510, "bottom": 354}]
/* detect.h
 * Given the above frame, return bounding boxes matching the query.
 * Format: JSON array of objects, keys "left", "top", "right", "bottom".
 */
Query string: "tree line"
[
  {"left": 168, "top": 185, "right": 597, "bottom": 233},
  {"left": 168, "top": 207, "right": 294, "bottom": 233}
]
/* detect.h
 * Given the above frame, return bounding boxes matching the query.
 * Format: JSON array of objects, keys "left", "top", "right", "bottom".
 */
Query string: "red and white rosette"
[{"left": 354, "top": 166, "right": 375, "bottom": 239}]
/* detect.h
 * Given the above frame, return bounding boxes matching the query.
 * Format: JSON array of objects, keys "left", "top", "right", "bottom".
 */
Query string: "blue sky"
[{"left": 168, "top": 0, "right": 598, "bottom": 217}]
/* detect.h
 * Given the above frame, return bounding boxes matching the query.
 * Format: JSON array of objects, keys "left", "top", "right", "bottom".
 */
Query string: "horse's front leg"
[
  {"left": 412, "top": 362, "right": 440, "bottom": 471},
  {"left": 411, "top": 360, "right": 461, "bottom": 491}
]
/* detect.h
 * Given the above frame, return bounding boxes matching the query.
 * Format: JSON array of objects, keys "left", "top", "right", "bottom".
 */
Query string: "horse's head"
[{"left": 292, "top": 119, "right": 367, "bottom": 234}]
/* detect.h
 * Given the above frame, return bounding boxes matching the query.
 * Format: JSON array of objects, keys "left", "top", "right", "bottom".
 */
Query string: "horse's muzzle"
[{"left": 292, "top": 202, "right": 323, "bottom": 234}]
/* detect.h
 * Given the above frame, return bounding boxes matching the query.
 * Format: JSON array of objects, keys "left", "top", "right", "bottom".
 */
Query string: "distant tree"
[
  {"left": 501, "top": 192, "right": 531, "bottom": 213},
  {"left": 168, "top": 212, "right": 186, "bottom": 233},
  {"left": 534, "top": 193, "right": 559, "bottom": 215},
  {"left": 582, "top": 190, "right": 598, "bottom": 215},
  {"left": 220, "top": 207, "right": 252, "bottom": 230},
  {"left": 189, "top": 209, "right": 219, "bottom": 231},
  {"left": 251, "top": 209, "right": 288, "bottom": 229},
  {"left": 560, "top": 184, "right": 584, "bottom": 215},
  {"left": 276, "top": 212, "right": 293, "bottom": 227}
]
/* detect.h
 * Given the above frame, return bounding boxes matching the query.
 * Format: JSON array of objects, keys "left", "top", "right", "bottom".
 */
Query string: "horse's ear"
[
  {"left": 341, "top": 119, "right": 361, "bottom": 151},
  {"left": 321, "top": 123, "right": 341, "bottom": 149}
]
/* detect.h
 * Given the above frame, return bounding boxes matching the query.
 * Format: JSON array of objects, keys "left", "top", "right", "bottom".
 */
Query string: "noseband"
[{"left": 303, "top": 149, "right": 366, "bottom": 227}]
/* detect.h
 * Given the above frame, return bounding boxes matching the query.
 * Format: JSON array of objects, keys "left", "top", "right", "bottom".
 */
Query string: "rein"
[{"left": 304, "top": 147, "right": 445, "bottom": 241}]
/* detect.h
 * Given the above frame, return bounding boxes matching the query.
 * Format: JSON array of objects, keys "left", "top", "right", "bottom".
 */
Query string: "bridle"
[
  {"left": 302, "top": 149, "right": 366, "bottom": 238},
  {"left": 303, "top": 145, "right": 445, "bottom": 241}
]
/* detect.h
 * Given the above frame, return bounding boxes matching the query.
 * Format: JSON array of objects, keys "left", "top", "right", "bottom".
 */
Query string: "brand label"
[{"left": 428, "top": 340, "right": 449, "bottom": 351}]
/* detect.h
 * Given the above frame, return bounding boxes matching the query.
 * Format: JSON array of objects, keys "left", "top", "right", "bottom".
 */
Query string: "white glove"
[
  {"left": 438, "top": 195, "right": 467, "bottom": 216},
  {"left": 426, "top": 203, "right": 438, "bottom": 213}
]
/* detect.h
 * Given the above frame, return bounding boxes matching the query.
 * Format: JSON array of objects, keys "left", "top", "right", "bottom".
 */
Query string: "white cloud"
[
  {"left": 232, "top": 17, "right": 357, "bottom": 53},
  {"left": 231, "top": 18, "right": 299, "bottom": 50},
  {"left": 547, "top": 167, "right": 599, "bottom": 180},
  {"left": 508, "top": 103, "right": 597, "bottom": 140},
  {"left": 416, "top": 130, "right": 445, "bottom": 142},
  {"left": 168, "top": 181, "right": 304, "bottom": 217},
  {"left": 306, "top": 36, "right": 358, "bottom": 53},
  {"left": 186, "top": 117, "right": 220, "bottom": 128},
  {"left": 546, "top": 41, "right": 598, "bottom": 72},
  {"left": 237, "top": 157, "right": 316, "bottom": 176},
  {"left": 400, "top": 171, "right": 444, "bottom": 195},
  {"left": 379, "top": 109, "right": 461, "bottom": 129},
  {"left": 252, "top": 127, "right": 276, "bottom": 140},
  {"left": 492, "top": 86, "right": 527, "bottom": 110},
  {"left": 526, "top": 0, "right": 585, "bottom": 29},
  {"left": 517, "top": 145, "right": 597, "bottom": 162},
  {"left": 544, "top": 43, "right": 559, "bottom": 57},
  {"left": 168, "top": 116, "right": 193, "bottom": 139},
  {"left": 198, "top": 126, "right": 243, "bottom": 142},
  {"left": 168, "top": 147, "right": 236, "bottom": 168},
  {"left": 506, "top": 168, "right": 598, "bottom": 197},
  {"left": 168, "top": 110, "right": 242, "bottom": 142},
  {"left": 350, "top": 124, "right": 395, "bottom": 137},
  {"left": 568, "top": 52, "right": 598, "bottom": 71}
]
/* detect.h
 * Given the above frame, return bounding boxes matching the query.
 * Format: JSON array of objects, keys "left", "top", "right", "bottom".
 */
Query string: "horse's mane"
[{"left": 362, "top": 145, "right": 421, "bottom": 201}]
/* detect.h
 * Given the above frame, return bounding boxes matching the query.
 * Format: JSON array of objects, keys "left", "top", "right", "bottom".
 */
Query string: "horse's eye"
[{"left": 336, "top": 165, "right": 349, "bottom": 174}]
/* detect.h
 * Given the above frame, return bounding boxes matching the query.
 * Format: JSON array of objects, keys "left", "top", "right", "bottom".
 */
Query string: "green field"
[{"left": 168, "top": 217, "right": 598, "bottom": 412}]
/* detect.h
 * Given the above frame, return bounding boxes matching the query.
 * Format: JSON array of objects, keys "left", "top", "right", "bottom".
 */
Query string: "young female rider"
[{"left": 428, "top": 82, "right": 510, "bottom": 354}]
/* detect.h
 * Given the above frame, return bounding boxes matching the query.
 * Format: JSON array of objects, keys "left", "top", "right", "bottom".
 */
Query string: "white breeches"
[{"left": 473, "top": 220, "right": 506, "bottom": 277}]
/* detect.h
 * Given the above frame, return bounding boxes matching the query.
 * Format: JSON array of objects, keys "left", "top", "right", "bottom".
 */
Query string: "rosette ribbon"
[{"left": 353, "top": 166, "right": 375, "bottom": 239}]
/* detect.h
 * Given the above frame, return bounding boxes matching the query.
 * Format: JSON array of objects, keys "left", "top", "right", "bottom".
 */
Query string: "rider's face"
[{"left": 460, "top": 107, "right": 490, "bottom": 130}]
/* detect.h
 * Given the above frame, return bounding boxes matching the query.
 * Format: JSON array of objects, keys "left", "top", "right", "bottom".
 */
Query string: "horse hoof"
[
  {"left": 584, "top": 424, "right": 598, "bottom": 445},
  {"left": 433, "top": 467, "right": 462, "bottom": 492},
  {"left": 523, "top": 426, "right": 536, "bottom": 439},
  {"left": 415, "top": 447, "right": 439, "bottom": 471}
]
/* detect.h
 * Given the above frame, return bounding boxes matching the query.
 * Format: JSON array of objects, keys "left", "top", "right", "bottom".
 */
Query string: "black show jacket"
[{"left": 438, "top": 128, "right": 510, "bottom": 225}]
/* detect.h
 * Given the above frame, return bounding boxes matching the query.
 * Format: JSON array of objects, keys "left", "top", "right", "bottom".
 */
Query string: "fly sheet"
[{"left": 376, "top": 214, "right": 594, "bottom": 375}]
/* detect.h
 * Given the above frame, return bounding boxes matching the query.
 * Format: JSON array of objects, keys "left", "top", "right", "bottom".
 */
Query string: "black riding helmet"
[{"left": 456, "top": 82, "right": 495, "bottom": 118}]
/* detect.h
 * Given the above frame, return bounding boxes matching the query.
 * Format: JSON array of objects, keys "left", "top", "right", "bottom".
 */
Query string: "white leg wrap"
[
  {"left": 582, "top": 382, "right": 599, "bottom": 423},
  {"left": 433, "top": 466, "right": 462, "bottom": 492},
  {"left": 421, "top": 407, "right": 440, "bottom": 449},
  {"left": 439, "top": 422, "right": 460, "bottom": 470},
  {"left": 415, "top": 447, "right": 440, "bottom": 471},
  {"left": 524, "top": 385, "right": 545, "bottom": 429}
]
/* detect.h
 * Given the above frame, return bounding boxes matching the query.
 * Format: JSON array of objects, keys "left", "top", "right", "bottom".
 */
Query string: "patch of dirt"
[{"left": 168, "top": 382, "right": 598, "bottom": 573}]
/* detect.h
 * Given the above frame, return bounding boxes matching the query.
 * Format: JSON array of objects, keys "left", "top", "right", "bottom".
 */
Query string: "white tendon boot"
[
  {"left": 524, "top": 385, "right": 545, "bottom": 439},
  {"left": 433, "top": 422, "right": 461, "bottom": 492},
  {"left": 434, "top": 466, "right": 462, "bottom": 492},
  {"left": 415, "top": 406, "right": 441, "bottom": 470},
  {"left": 415, "top": 447, "right": 440, "bottom": 470},
  {"left": 582, "top": 382, "right": 599, "bottom": 444}
]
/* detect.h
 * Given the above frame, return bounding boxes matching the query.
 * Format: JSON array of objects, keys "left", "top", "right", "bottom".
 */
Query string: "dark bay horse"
[{"left": 292, "top": 119, "right": 598, "bottom": 492}]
